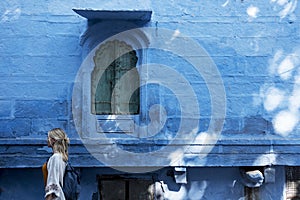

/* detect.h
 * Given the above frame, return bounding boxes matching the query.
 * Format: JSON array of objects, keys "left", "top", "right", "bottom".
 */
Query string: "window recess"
[{"left": 73, "top": 9, "right": 151, "bottom": 137}]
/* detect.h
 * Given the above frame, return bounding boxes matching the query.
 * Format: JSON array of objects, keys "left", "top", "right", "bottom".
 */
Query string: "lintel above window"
[{"left": 72, "top": 9, "right": 152, "bottom": 22}]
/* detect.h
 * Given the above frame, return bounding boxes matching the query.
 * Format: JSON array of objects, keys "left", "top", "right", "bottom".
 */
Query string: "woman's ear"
[{"left": 48, "top": 137, "right": 56, "bottom": 147}]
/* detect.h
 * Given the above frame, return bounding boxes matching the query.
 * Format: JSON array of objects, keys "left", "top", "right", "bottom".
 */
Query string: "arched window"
[
  {"left": 72, "top": 18, "right": 150, "bottom": 135},
  {"left": 91, "top": 40, "right": 140, "bottom": 115}
]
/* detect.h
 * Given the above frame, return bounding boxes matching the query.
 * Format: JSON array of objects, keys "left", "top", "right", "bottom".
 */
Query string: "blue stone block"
[
  {"left": 0, "top": 101, "right": 12, "bottom": 118},
  {"left": 222, "top": 118, "right": 241, "bottom": 133},
  {"left": 214, "top": 56, "right": 246, "bottom": 75},
  {"left": 31, "top": 119, "right": 68, "bottom": 136},
  {"left": 0, "top": 119, "right": 31, "bottom": 138},
  {"left": 14, "top": 100, "right": 68, "bottom": 118},
  {"left": 242, "top": 116, "right": 271, "bottom": 134},
  {"left": 198, "top": 118, "right": 210, "bottom": 132}
]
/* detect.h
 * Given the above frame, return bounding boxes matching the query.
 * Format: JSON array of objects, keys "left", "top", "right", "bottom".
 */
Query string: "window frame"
[
  {"left": 76, "top": 20, "right": 149, "bottom": 137},
  {"left": 97, "top": 174, "right": 157, "bottom": 200}
]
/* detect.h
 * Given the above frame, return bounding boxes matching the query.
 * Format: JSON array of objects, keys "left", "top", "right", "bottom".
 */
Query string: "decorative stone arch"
[{"left": 80, "top": 20, "right": 149, "bottom": 65}]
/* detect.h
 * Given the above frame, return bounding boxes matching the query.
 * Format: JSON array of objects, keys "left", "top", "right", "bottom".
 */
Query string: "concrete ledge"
[
  {"left": 72, "top": 9, "right": 152, "bottom": 21},
  {"left": 1, "top": 136, "right": 300, "bottom": 168}
]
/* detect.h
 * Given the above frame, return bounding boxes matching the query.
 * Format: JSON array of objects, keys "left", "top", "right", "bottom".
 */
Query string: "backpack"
[{"left": 62, "top": 162, "right": 80, "bottom": 200}]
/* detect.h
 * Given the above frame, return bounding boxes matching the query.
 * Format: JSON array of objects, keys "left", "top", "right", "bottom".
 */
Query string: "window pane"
[
  {"left": 286, "top": 167, "right": 300, "bottom": 199},
  {"left": 98, "top": 177, "right": 153, "bottom": 200},
  {"left": 99, "top": 180, "right": 126, "bottom": 200},
  {"left": 129, "top": 179, "right": 153, "bottom": 200},
  {"left": 92, "top": 40, "right": 140, "bottom": 115},
  {"left": 95, "top": 63, "right": 113, "bottom": 114},
  {"left": 114, "top": 51, "right": 139, "bottom": 114}
]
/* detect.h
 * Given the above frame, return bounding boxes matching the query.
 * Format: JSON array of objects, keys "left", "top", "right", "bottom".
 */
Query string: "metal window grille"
[{"left": 286, "top": 167, "right": 300, "bottom": 200}]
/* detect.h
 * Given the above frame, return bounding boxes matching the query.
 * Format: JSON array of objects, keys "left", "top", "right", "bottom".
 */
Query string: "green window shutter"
[
  {"left": 95, "top": 62, "right": 113, "bottom": 114},
  {"left": 92, "top": 40, "right": 140, "bottom": 115},
  {"left": 114, "top": 51, "right": 139, "bottom": 114}
]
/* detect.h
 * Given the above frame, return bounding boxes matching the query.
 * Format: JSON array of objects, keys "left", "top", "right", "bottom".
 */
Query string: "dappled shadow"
[{"left": 257, "top": 48, "right": 300, "bottom": 137}]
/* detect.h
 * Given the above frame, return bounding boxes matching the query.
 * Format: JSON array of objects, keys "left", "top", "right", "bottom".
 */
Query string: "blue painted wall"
[
  {"left": 0, "top": 0, "right": 299, "bottom": 199},
  {"left": 0, "top": 0, "right": 299, "bottom": 139}
]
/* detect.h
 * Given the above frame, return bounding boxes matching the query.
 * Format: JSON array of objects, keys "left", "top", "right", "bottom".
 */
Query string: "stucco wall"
[
  {"left": 0, "top": 0, "right": 299, "bottom": 140},
  {"left": 0, "top": 0, "right": 299, "bottom": 199}
]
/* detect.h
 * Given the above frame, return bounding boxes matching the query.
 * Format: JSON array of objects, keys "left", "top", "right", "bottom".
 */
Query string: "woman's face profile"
[{"left": 47, "top": 135, "right": 52, "bottom": 147}]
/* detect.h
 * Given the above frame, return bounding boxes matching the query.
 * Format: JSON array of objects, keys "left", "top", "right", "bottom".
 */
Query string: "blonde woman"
[{"left": 43, "top": 128, "right": 70, "bottom": 200}]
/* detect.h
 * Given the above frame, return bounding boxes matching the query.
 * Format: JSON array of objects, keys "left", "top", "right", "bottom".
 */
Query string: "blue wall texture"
[
  {"left": 0, "top": 0, "right": 299, "bottom": 139},
  {"left": 0, "top": 0, "right": 299, "bottom": 199}
]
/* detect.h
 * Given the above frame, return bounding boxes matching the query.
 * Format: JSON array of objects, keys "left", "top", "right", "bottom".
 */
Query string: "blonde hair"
[{"left": 48, "top": 128, "right": 70, "bottom": 162}]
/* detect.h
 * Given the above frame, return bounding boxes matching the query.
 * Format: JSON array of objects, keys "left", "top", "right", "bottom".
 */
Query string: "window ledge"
[{"left": 72, "top": 9, "right": 152, "bottom": 21}]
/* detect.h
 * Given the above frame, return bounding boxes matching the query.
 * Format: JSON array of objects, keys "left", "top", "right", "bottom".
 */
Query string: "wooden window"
[
  {"left": 286, "top": 166, "right": 300, "bottom": 200},
  {"left": 98, "top": 176, "right": 154, "bottom": 200},
  {"left": 91, "top": 40, "right": 140, "bottom": 115}
]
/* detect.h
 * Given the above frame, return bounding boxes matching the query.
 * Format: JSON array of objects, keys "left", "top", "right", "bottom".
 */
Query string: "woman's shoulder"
[{"left": 49, "top": 153, "right": 64, "bottom": 162}]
